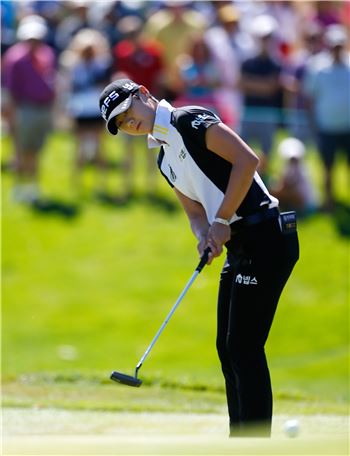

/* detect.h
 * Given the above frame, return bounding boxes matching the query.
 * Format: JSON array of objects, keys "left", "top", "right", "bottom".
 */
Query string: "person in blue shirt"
[{"left": 303, "top": 24, "right": 350, "bottom": 212}]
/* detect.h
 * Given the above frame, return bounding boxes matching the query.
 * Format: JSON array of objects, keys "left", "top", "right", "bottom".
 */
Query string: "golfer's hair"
[
  {"left": 149, "top": 93, "right": 159, "bottom": 103},
  {"left": 135, "top": 88, "right": 158, "bottom": 104}
]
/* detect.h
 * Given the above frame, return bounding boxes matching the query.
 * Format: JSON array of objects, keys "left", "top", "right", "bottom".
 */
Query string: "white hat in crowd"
[
  {"left": 278, "top": 138, "right": 306, "bottom": 160},
  {"left": 324, "top": 24, "right": 348, "bottom": 48},
  {"left": 17, "top": 15, "right": 48, "bottom": 41},
  {"left": 250, "top": 14, "right": 278, "bottom": 38}
]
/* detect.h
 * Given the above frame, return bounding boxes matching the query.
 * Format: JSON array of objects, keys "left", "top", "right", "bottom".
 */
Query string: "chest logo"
[{"left": 179, "top": 149, "right": 187, "bottom": 161}]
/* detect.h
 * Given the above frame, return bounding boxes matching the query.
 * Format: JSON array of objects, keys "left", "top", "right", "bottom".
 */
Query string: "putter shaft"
[
  {"left": 135, "top": 269, "right": 200, "bottom": 372},
  {"left": 111, "top": 248, "right": 210, "bottom": 386}
]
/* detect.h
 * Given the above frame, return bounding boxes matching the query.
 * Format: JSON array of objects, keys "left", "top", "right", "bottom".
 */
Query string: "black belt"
[{"left": 230, "top": 207, "right": 280, "bottom": 233}]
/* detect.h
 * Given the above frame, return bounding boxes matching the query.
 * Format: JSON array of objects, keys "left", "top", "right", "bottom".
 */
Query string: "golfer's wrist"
[{"left": 213, "top": 217, "right": 230, "bottom": 226}]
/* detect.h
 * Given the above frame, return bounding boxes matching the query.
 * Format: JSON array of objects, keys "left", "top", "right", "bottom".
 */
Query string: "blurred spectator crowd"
[{"left": 1, "top": 0, "right": 349, "bottom": 214}]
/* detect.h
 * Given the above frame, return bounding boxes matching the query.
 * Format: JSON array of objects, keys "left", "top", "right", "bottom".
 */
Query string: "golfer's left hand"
[{"left": 206, "top": 223, "right": 231, "bottom": 264}]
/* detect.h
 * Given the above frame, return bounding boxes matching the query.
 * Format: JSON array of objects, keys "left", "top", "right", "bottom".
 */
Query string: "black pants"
[{"left": 216, "top": 216, "right": 299, "bottom": 437}]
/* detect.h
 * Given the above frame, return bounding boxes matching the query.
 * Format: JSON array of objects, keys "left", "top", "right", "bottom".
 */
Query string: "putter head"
[{"left": 110, "top": 371, "right": 142, "bottom": 387}]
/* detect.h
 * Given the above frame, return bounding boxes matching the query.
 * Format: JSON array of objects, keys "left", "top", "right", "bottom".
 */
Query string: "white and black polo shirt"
[{"left": 149, "top": 100, "right": 278, "bottom": 225}]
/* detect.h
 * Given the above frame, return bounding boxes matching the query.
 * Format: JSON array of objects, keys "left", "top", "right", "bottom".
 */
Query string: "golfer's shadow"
[
  {"left": 30, "top": 198, "right": 80, "bottom": 219},
  {"left": 96, "top": 191, "right": 179, "bottom": 213},
  {"left": 333, "top": 201, "right": 350, "bottom": 237},
  {"left": 142, "top": 193, "right": 179, "bottom": 213}
]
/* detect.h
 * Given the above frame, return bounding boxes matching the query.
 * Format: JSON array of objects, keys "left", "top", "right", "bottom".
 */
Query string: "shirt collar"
[{"left": 147, "top": 99, "right": 174, "bottom": 149}]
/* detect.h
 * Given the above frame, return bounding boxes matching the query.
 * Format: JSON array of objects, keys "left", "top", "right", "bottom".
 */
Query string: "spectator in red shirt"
[
  {"left": 113, "top": 15, "right": 164, "bottom": 96},
  {"left": 111, "top": 16, "right": 165, "bottom": 202}
]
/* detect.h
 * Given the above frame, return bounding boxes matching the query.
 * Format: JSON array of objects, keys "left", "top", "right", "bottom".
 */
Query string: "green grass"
[{"left": 1, "top": 129, "right": 349, "bottom": 415}]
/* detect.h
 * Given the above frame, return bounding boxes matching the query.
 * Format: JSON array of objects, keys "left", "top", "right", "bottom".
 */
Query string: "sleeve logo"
[{"left": 191, "top": 114, "right": 211, "bottom": 130}]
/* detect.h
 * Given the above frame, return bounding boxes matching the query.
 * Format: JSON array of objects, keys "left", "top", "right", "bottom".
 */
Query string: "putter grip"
[{"left": 196, "top": 247, "right": 211, "bottom": 272}]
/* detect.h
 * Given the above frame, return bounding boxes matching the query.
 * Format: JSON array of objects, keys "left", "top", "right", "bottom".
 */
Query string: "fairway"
[{"left": 3, "top": 408, "right": 349, "bottom": 455}]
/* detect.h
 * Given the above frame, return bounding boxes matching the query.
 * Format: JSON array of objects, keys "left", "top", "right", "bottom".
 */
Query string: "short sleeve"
[{"left": 171, "top": 107, "right": 221, "bottom": 149}]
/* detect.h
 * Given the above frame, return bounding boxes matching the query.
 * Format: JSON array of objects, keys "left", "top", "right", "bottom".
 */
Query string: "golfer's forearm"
[
  {"left": 189, "top": 215, "right": 210, "bottom": 242},
  {"left": 174, "top": 188, "right": 210, "bottom": 240}
]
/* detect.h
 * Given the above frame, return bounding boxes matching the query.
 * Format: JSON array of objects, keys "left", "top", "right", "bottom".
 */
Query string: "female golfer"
[{"left": 99, "top": 79, "right": 299, "bottom": 437}]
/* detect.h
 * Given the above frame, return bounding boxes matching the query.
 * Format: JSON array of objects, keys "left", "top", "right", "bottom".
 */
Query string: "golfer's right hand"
[
  {"left": 197, "top": 236, "right": 218, "bottom": 265},
  {"left": 197, "top": 236, "right": 206, "bottom": 256},
  {"left": 196, "top": 236, "right": 212, "bottom": 265}
]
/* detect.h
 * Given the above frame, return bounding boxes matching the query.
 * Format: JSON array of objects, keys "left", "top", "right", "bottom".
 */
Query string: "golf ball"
[{"left": 284, "top": 419, "right": 300, "bottom": 438}]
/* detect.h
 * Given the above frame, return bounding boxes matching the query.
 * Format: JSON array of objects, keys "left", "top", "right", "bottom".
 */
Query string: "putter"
[{"left": 110, "top": 247, "right": 211, "bottom": 387}]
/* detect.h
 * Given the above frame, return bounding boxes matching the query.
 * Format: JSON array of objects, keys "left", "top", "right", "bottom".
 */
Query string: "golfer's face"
[{"left": 115, "top": 94, "right": 154, "bottom": 136}]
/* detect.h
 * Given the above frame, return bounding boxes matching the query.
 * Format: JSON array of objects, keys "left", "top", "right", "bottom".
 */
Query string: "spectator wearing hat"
[
  {"left": 144, "top": 1, "right": 207, "bottom": 101},
  {"left": 283, "top": 22, "right": 324, "bottom": 143},
  {"left": 20, "top": 0, "right": 65, "bottom": 55},
  {"left": 302, "top": 24, "right": 350, "bottom": 211},
  {"left": 269, "top": 137, "right": 318, "bottom": 216},
  {"left": 205, "top": 3, "right": 256, "bottom": 128},
  {"left": 59, "top": 28, "right": 112, "bottom": 193},
  {"left": 2, "top": 15, "right": 56, "bottom": 203},
  {"left": 238, "top": 14, "right": 283, "bottom": 181}
]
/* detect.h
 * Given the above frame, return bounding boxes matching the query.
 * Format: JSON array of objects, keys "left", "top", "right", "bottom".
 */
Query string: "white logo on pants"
[{"left": 235, "top": 274, "right": 258, "bottom": 285}]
